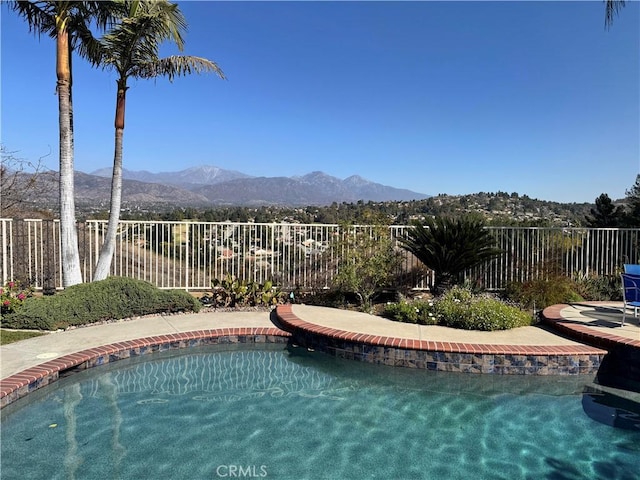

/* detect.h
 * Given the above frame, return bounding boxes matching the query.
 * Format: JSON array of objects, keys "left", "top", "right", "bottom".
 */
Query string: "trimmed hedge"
[{"left": 1, "top": 277, "right": 200, "bottom": 331}]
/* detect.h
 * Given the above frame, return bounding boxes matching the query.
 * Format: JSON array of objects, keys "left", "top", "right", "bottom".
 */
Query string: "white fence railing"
[{"left": 1, "top": 219, "right": 638, "bottom": 292}]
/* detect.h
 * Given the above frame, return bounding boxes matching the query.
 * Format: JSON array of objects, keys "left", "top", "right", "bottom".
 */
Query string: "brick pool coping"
[
  {"left": 275, "top": 304, "right": 608, "bottom": 375},
  {"left": 542, "top": 302, "right": 640, "bottom": 351},
  {"left": 4, "top": 302, "right": 635, "bottom": 409},
  {"left": 0, "top": 327, "right": 291, "bottom": 409}
]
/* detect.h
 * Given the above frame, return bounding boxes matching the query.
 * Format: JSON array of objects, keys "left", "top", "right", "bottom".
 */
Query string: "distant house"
[
  {"left": 252, "top": 248, "right": 274, "bottom": 258},
  {"left": 218, "top": 248, "right": 235, "bottom": 259},
  {"left": 299, "top": 239, "right": 327, "bottom": 257}
]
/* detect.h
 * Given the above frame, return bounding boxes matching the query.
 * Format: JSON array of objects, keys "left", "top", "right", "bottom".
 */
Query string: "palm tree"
[
  {"left": 605, "top": 0, "right": 626, "bottom": 29},
  {"left": 10, "top": 1, "right": 118, "bottom": 286},
  {"left": 398, "top": 216, "right": 503, "bottom": 295},
  {"left": 88, "top": 1, "right": 225, "bottom": 281}
]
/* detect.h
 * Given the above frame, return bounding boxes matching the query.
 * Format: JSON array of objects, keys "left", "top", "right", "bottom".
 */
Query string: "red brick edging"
[
  {"left": 275, "top": 304, "right": 607, "bottom": 375},
  {"left": 5, "top": 302, "right": 632, "bottom": 408},
  {"left": 542, "top": 303, "right": 640, "bottom": 351},
  {"left": 276, "top": 304, "right": 606, "bottom": 356}
]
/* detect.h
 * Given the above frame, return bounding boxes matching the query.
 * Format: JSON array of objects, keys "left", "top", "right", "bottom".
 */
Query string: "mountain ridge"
[
  {"left": 8, "top": 169, "right": 597, "bottom": 226},
  {"left": 90, "top": 164, "right": 252, "bottom": 186},
  {"left": 87, "top": 165, "right": 430, "bottom": 206}
]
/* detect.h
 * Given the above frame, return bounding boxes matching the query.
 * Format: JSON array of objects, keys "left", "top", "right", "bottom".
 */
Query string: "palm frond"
[
  {"left": 107, "top": 0, "right": 186, "bottom": 51},
  {"left": 10, "top": 1, "right": 59, "bottom": 38},
  {"left": 146, "top": 0, "right": 186, "bottom": 51},
  {"left": 71, "top": 17, "right": 106, "bottom": 66},
  {"left": 96, "top": 0, "right": 204, "bottom": 78},
  {"left": 76, "top": 1, "right": 126, "bottom": 31},
  {"left": 399, "top": 216, "right": 503, "bottom": 291},
  {"left": 133, "top": 55, "right": 226, "bottom": 81},
  {"left": 604, "top": 0, "right": 626, "bottom": 29},
  {"left": 11, "top": 1, "right": 123, "bottom": 59}
]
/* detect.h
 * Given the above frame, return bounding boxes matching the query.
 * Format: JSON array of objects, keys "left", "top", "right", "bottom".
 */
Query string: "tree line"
[
  {"left": 114, "top": 192, "right": 595, "bottom": 227},
  {"left": 584, "top": 175, "right": 640, "bottom": 227}
]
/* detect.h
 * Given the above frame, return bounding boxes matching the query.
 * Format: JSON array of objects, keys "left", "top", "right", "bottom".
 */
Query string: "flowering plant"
[
  {"left": 382, "top": 299, "right": 438, "bottom": 325},
  {"left": 383, "top": 286, "right": 532, "bottom": 331},
  {"left": 1, "top": 280, "right": 33, "bottom": 315}
]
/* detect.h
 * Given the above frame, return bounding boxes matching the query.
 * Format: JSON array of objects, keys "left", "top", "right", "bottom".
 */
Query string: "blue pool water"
[{"left": 1, "top": 344, "right": 639, "bottom": 480}]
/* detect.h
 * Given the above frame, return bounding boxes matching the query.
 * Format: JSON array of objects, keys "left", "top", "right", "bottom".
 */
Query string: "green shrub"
[
  {"left": 383, "top": 286, "right": 531, "bottom": 331},
  {"left": 504, "top": 276, "right": 583, "bottom": 310},
  {"left": 434, "top": 288, "right": 532, "bottom": 331},
  {"left": 382, "top": 300, "right": 437, "bottom": 325},
  {"left": 1, "top": 277, "right": 200, "bottom": 331},
  {"left": 331, "top": 222, "right": 403, "bottom": 312},
  {"left": 1, "top": 280, "right": 33, "bottom": 315},
  {"left": 292, "top": 289, "right": 352, "bottom": 308},
  {"left": 573, "top": 272, "right": 622, "bottom": 301},
  {"left": 201, "top": 274, "right": 285, "bottom": 308}
]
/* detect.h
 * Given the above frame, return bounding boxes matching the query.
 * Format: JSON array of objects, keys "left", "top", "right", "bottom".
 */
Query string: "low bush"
[
  {"left": 384, "top": 286, "right": 532, "bottom": 331},
  {"left": 200, "top": 274, "right": 285, "bottom": 308},
  {"left": 435, "top": 287, "right": 532, "bottom": 331},
  {"left": 1, "top": 280, "right": 34, "bottom": 315},
  {"left": 1, "top": 277, "right": 200, "bottom": 331},
  {"left": 382, "top": 300, "right": 438, "bottom": 325},
  {"left": 504, "top": 276, "right": 583, "bottom": 310},
  {"left": 573, "top": 272, "right": 622, "bottom": 301},
  {"left": 291, "top": 289, "right": 353, "bottom": 308}
]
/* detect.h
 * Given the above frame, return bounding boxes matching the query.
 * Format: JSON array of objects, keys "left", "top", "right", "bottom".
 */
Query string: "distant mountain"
[
  {"left": 86, "top": 166, "right": 430, "bottom": 206},
  {"left": 35, "top": 172, "right": 211, "bottom": 207},
  {"left": 194, "top": 177, "right": 330, "bottom": 206},
  {"left": 294, "top": 171, "right": 428, "bottom": 204},
  {"left": 12, "top": 168, "right": 597, "bottom": 226},
  {"left": 91, "top": 165, "right": 252, "bottom": 187},
  {"left": 192, "top": 171, "right": 430, "bottom": 206}
]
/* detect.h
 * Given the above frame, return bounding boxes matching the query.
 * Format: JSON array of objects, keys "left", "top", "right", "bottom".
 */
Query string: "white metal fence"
[{"left": 1, "top": 219, "right": 638, "bottom": 292}]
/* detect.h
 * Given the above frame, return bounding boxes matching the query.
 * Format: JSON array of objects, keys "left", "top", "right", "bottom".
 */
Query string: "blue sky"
[{"left": 2, "top": 1, "right": 639, "bottom": 203}]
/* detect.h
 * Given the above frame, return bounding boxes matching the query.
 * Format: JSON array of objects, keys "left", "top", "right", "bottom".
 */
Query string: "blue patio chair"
[
  {"left": 623, "top": 264, "right": 640, "bottom": 275},
  {"left": 620, "top": 273, "right": 640, "bottom": 326}
]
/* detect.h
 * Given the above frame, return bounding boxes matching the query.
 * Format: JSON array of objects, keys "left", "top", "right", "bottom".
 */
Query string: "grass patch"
[{"left": 0, "top": 329, "right": 47, "bottom": 345}]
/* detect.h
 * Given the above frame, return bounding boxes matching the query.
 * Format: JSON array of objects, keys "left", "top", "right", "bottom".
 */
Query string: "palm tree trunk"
[
  {"left": 57, "top": 24, "right": 83, "bottom": 287},
  {"left": 92, "top": 129, "right": 123, "bottom": 280},
  {"left": 93, "top": 82, "right": 127, "bottom": 281},
  {"left": 434, "top": 272, "right": 455, "bottom": 296}
]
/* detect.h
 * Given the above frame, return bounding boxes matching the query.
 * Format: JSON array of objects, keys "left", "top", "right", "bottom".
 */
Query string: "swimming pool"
[{"left": 1, "top": 344, "right": 639, "bottom": 479}]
